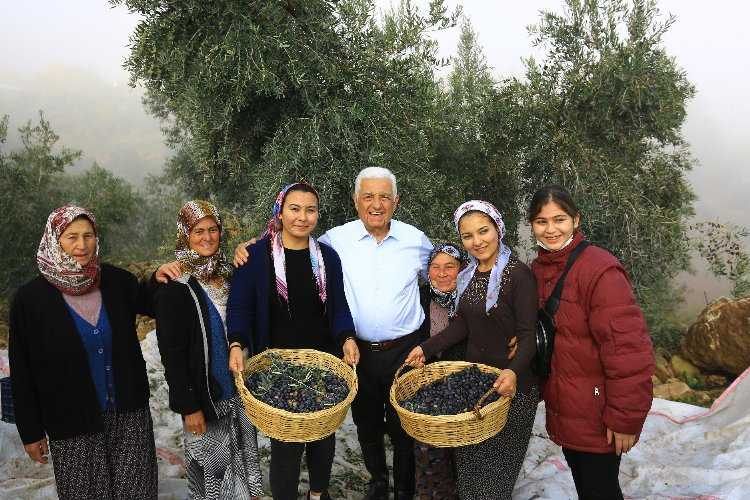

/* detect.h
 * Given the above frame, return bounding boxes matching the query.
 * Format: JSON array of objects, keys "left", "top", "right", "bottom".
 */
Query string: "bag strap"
[{"left": 544, "top": 240, "right": 590, "bottom": 315}]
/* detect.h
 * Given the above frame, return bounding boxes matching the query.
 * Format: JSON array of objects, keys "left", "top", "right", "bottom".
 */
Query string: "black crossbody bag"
[{"left": 532, "top": 240, "right": 590, "bottom": 378}]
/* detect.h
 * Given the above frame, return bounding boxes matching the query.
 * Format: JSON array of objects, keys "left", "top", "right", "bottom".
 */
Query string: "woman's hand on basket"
[
  {"left": 155, "top": 261, "right": 181, "bottom": 283},
  {"left": 228, "top": 343, "right": 245, "bottom": 374},
  {"left": 23, "top": 438, "right": 49, "bottom": 464},
  {"left": 184, "top": 410, "right": 207, "bottom": 435},
  {"left": 404, "top": 346, "right": 426, "bottom": 368},
  {"left": 342, "top": 337, "right": 360, "bottom": 366},
  {"left": 233, "top": 238, "right": 257, "bottom": 267},
  {"left": 493, "top": 369, "right": 517, "bottom": 398}
]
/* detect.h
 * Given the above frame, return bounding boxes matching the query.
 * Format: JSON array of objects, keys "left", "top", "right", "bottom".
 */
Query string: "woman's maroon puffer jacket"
[{"left": 532, "top": 231, "right": 654, "bottom": 453}]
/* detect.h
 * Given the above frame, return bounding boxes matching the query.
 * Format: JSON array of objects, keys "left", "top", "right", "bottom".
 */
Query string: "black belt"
[{"left": 357, "top": 330, "right": 422, "bottom": 352}]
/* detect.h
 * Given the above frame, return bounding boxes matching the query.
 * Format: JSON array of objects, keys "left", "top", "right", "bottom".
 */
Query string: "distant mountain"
[{"left": 0, "top": 65, "right": 169, "bottom": 184}]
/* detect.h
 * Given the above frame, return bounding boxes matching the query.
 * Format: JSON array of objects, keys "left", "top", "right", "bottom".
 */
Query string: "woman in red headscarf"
[{"left": 9, "top": 205, "right": 158, "bottom": 499}]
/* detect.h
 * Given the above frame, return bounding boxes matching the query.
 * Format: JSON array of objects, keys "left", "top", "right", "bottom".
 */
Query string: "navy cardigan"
[{"left": 226, "top": 237, "right": 355, "bottom": 355}]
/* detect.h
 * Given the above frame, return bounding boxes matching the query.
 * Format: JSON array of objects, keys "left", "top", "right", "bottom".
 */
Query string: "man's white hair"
[{"left": 354, "top": 166, "right": 398, "bottom": 198}]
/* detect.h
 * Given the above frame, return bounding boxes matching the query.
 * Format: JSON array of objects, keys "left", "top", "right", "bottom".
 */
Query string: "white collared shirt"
[{"left": 319, "top": 219, "right": 433, "bottom": 342}]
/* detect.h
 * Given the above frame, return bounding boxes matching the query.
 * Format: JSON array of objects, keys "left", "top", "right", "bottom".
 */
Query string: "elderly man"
[{"left": 318, "top": 167, "right": 432, "bottom": 500}]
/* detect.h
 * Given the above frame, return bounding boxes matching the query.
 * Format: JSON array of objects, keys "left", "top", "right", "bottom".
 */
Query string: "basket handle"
[
  {"left": 472, "top": 387, "right": 498, "bottom": 419},
  {"left": 392, "top": 363, "right": 411, "bottom": 390},
  {"left": 233, "top": 370, "right": 245, "bottom": 392}
]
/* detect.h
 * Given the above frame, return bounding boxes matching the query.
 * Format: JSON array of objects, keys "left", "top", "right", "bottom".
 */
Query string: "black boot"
[
  {"left": 306, "top": 491, "right": 332, "bottom": 500},
  {"left": 360, "top": 442, "right": 389, "bottom": 500},
  {"left": 365, "top": 480, "right": 389, "bottom": 500}
]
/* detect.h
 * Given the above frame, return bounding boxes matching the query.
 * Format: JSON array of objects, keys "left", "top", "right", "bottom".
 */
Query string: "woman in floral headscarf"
[
  {"left": 226, "top": 182, "right": 357, "bottom": 500},
  {"left": 153, "top": 200, "right": 263, "bottom": 500},
  {"left": 9, "top": 205, "right": 158, "bottom": 499},
  {"left": 405, "top": 200, "right": 539, "bottom": 500}
]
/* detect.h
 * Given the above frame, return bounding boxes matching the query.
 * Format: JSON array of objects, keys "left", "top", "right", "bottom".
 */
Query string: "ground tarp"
[{"left": 1, "top": 332, "right": 749, "bottom": 499}]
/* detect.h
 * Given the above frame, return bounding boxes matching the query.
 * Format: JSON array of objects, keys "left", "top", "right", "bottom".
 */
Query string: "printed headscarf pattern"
[
  {"left": 452, "top": 200, "right": 512, "bottom": 315},
  {"left": 175, "top": 200, "right": 232, "bottom": 283},
  {"left": 37, "top": 204, "right": 100, "bottom": 295},
  {"left": 263, "top": 183, "right": 327, "bottom": 305},
  {"left": 428, "top": 242, "right": 467, "bottom": 317}
]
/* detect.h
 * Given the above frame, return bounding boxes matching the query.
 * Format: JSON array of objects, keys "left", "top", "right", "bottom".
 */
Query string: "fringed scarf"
[{"left": 264, "top": 183, "right": 327, "bottom": 305}]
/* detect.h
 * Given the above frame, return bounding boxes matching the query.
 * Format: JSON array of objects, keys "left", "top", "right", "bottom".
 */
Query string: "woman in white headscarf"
[{"left": 406, "top": 200, "right": 539, "bottom": 500}]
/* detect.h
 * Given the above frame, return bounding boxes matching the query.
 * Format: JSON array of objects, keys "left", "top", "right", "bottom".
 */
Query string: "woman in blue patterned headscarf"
[{"left": 406, "top": 200, "right": 540, "bottom": 500}]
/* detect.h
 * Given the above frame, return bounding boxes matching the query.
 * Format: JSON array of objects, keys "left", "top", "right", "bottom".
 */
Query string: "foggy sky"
[{"left": 1, "top": 1, "right": 748, "bottom": 310}]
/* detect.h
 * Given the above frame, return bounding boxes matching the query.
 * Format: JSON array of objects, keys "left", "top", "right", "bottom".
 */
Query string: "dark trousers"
[
  {"left": 351, "top": 331, "right": 423, "bottom": 496},
  {"left": 270, "top": 434, "right": 336, "bottom": 499},
  {"left": 562, "top": 448, "right": 624, "bottom": 500}
]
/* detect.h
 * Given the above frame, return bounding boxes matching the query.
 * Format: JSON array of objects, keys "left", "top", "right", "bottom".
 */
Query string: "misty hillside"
[{"left": 0, "top": 66, "right": 168, "bottom": 184}]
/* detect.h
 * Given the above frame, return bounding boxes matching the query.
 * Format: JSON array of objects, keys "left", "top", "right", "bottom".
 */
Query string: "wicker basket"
[
  {"left": 389, "top": 361, "right": 512, "bottom": 448},
  {"left": 234, "top": 348, "right": 357, "bottom": 443}
]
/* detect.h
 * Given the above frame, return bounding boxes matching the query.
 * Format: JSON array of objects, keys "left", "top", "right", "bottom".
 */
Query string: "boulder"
[
  {"left": 670, "top": 354, "right": 700, "bottom": 379},
  {"left": 682, "top": 297, "right": 750, "bottom": 376},
  {"left": 669, "top": 354, "right": 701, "bottom": 378},
  {"left": 653, "top": 380, "right": 692, "bottom": 400}
]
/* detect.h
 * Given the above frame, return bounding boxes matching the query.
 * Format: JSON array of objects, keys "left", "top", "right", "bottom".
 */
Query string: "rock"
[
  {"left": 651, "top": 375, "right": 661, "bottom": 385},
  {"left": 653, "top": 353, "right": 674, "bottom": 382},
  {"left": 670, "top": 354, "right": 701, "bottom": 379},
  {"left": 682, "top": 297, "right": 750, "bottom": 375},
  {"left": 704, "top": 374, "right": 728, "bottom": 388},
  {"left": 691, "top": 391, "right": 714, "bottom": 406},
  {"left": 137, "top": 316, "right": 156, "bottom": 341},
  {"left": 653, "top": 380, "right": 692, "bottom": 400}
]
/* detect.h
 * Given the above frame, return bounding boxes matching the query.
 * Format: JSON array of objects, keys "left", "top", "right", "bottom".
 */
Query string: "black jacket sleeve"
[
  {"left": 226, "top": 245, "right": 259, "bottom": 352},
  {"left": 154, "top": 283, "right": 201, "bottom": 416},
  {"left": 421, "top": 311, "right": 470, "bottom": 360},
  {"left": 135, "top": 271, "right": 161, "bottom": 318},
  {"left": 8, "top": 288, "right": 45, "bottom": 445}
]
